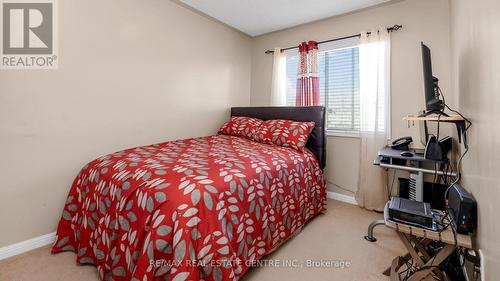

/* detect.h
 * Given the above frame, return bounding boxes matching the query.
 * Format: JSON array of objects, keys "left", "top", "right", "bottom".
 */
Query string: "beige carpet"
[{"left": 0, "top": 200, "right": 405, "bottom": 281}]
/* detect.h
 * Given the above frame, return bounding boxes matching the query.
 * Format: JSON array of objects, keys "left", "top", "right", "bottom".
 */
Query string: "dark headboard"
[{"left": 231, "top": 106, "right": 326, "bottom": 169}]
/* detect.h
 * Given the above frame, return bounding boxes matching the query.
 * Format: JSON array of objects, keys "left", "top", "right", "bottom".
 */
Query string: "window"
[{"left": 285, "top": 38, "right": 360, "bottom": 135}]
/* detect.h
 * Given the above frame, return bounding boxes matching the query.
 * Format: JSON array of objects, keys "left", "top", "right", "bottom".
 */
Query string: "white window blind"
[{"left": 285, "top": 38, "right": 360, "bottom": 134}]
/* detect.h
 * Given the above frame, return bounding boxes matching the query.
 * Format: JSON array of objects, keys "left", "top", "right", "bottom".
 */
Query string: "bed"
[{"left": 52, "top": 106, "right": 327, "bottom": 281}]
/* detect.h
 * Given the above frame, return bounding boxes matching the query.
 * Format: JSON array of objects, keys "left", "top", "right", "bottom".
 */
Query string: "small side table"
[{"left": 382, "top": 202, "right": 472, "bottom": 281}]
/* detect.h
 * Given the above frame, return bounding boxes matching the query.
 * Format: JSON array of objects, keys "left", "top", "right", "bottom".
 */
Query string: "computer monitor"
[{"left": 421, "top": 42, "right": 444, "bottom": 114}]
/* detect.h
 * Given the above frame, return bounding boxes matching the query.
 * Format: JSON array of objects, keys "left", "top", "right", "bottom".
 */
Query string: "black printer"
[{"left": 447, "top": 184, "right": 477, "bottom": 234}]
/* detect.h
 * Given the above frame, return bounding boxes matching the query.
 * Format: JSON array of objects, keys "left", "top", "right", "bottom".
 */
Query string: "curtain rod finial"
[
  {"left": 391, "top": 24, "right": 403, "bottom": 31},
  {"left": 266, "top": 49, "right": 284, "bottom": 54}
]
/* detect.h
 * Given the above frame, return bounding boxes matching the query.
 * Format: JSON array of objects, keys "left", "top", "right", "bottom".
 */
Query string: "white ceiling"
[{"left": 178, "top": 0, "right": 392, "bottom": 36}]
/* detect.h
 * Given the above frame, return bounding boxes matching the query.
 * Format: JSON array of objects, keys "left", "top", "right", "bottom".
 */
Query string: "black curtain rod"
[{"left": 264, "top": 24, "right": 402, "bottom": 54}]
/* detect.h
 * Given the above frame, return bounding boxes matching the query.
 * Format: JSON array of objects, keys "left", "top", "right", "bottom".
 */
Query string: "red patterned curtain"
[{"left": 296, "top": 41, "right": 319, "bottom": 106}]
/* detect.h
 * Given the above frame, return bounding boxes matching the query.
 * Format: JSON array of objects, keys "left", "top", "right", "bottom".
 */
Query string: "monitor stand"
[{"left": 418, "top": 109, "right": 449, "bottom": 117}]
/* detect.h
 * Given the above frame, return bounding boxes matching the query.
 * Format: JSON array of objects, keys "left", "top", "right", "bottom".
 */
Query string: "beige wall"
[
  {"left": 250, "top": 0, "right": 452, "bottom": 195},
  {"left": 3, "top": 3, "right": 499, "bottom": 277},
  {"left": 0, "top": 0, "right": 251, "bottom": 247},
  {"left": 449, "top": 0, "right": 500, "bottom": 278}
]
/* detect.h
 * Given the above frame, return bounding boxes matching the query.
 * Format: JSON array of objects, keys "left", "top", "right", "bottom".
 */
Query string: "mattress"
[{"left": 52, "top": 134, "right": 327, "bottom": 281}]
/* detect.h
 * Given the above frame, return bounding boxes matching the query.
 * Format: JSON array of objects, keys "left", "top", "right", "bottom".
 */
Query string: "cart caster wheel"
[{"left": 364, "top": 235, "right": 377, "bottom": 242}]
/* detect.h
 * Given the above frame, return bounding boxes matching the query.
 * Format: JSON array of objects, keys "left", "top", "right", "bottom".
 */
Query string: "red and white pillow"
[
  {"left": 254, "top": 119, "right": 315, "bottom": 152},
  {"left": 218, "top": 116, "right": 263, "bottom": 140}
]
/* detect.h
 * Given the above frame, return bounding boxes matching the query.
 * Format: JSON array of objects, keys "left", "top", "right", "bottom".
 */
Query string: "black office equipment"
[
  {"left": 443, "top": 251, "right": 467, "bottom": 281},
  {"left": 388, "top": 197, "right": 434, "bottom": 228},
  {"left": 447, "top": 184, "right": 477, "bottom": 234},
  {"left": 424, "top": 182, "right": 447, "bottom": 210},
  {"left": 378, "top": 146, "right": 428, "bottom": 163},
  {"left": 398, "top": 178, "right": 410, "bottom": 199},
  {"left": 376, "top": 146, "right": 448, "bottom": 202},
  {"left": 421, "top": 42, "right": 445, "bottom": 115},
  {"left": 440, "top": 136, "right": 452, "bottom": 151},
  {"left": 399, "top": 178, "right": 447, "bottom": 210},
  {"left": 391, "top": 136, "right": 412, "bottom": 150},
  {"left": 424, "top": 135, "right": 452, "bottom": 161},
  {"left": 400, "top": 151, "right": 414, "bottom": 157}
]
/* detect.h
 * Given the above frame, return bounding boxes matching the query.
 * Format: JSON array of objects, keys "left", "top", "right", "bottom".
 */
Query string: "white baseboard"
[
  {"left": 327, "top": 191, "right": 358, "bottom": 205},
  {"left": 0, "top": 232, "right": 56, "bottom": 260}
]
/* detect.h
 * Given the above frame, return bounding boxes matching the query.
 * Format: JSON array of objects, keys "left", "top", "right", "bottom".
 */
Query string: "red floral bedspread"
[{"left": 52, "top": 135, "right": 326, "bottom": 281}]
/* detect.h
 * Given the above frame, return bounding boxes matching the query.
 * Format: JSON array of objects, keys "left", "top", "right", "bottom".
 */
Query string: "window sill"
[{"left": 325, "top": 131, "right": 360, "bottom": 138}]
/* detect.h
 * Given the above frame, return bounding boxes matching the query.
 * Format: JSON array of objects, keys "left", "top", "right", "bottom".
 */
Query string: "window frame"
[{"left": 284, "top": 37, "right": 361, "bottom": 138}]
